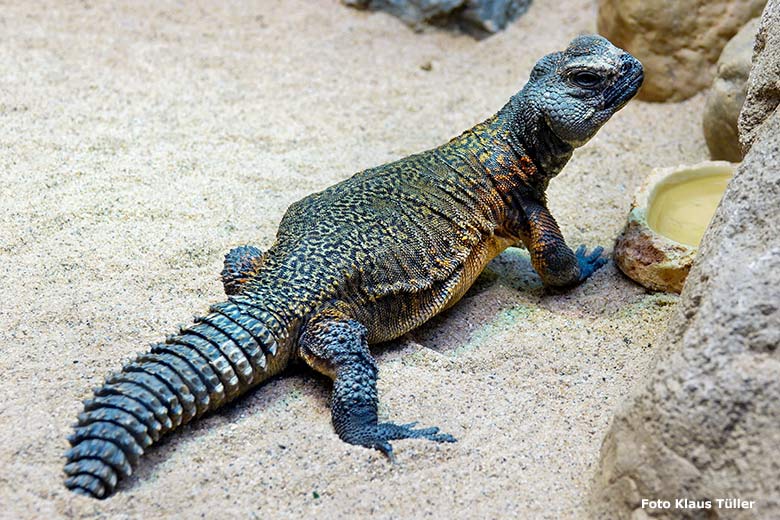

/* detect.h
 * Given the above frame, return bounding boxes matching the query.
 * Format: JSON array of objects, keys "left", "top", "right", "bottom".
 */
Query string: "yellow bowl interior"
[{"left": 647, "top": 165, "right": 734, "bottom": 247}]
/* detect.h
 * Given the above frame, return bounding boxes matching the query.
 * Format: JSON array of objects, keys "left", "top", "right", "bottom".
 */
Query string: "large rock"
[
  {"left": 703, "top": 18, "right": 759, "bottom": 162},
  {"left": 598, "top": 0, "right": 766, "bottom": 102},
  {"left": 592, "top": 108, "right": 780, "bottom": 520},
  {"left": 739, "top": 0, "right": 780, "bottom": 151},
  {"left": 343, "top": 0, "right": 532, "bottom": 38},
  {"left": 591, "top": 3, "right": 780, "bottom": 518}
]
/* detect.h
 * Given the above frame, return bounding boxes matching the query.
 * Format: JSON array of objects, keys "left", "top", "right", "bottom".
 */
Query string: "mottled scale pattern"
[
  {"left": 64, "top": 302, "right": 286, "bottom": 498},
  {"left": 65, "top": 35, "right": 643, "bottom": 499}
]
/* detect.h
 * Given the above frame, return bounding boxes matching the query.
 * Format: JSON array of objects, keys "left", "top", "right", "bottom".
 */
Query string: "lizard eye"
[{"left": 571, "top": 70, "right": 602, "bottom": 88}]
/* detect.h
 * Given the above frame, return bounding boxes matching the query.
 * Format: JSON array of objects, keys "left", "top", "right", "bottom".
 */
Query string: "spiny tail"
[{"left": 64, "top": 299, "right": 289, "bottom": 499}]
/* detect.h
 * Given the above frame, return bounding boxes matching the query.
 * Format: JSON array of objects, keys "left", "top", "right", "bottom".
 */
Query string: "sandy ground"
[{"left": 0, "top": 1, "right": 708, "bottom": 518}]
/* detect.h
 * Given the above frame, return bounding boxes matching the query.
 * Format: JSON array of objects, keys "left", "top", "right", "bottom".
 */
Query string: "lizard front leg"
[
  {"left": 299, "top": 311, "right": 455, "bottom": 460},
  {"left": 517, "top": 197, "right": 607, "bottom": 287}
]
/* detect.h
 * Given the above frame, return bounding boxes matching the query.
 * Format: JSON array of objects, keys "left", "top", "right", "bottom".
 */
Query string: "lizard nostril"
[{"left": 620, "top": 55, "right": 642, "bottom": 76}]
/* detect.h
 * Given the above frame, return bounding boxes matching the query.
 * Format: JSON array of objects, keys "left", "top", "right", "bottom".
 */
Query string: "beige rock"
[
  {"left": 703, "top": 18, "right": 759, "bottom": 162},
  {"left": 598, "top": 0, "right": 766, "bottom": 102},
  {"left": 593, "top": 107, "right": 780, "bottom": 520},
  {"left": 592, "top": 4, "right": 780, "bottom": 518},
  {"left": 739, "top": 0, "right": 780, "bottom": 152}
]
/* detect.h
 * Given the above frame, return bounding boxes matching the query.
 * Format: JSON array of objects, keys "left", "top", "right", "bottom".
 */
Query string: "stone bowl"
[{"left": 614, "top": 161, "right": 735, "bottom": 293}]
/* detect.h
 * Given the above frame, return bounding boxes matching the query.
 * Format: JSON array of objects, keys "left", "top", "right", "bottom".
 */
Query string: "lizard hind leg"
[
  {"left": 221, "top": 245, "right": 264, "bottom": 295},
  {"left": 299, "top": 313, "right": 456, "bottom": 460}
]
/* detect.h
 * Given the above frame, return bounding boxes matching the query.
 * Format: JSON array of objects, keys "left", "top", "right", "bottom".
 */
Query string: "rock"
[
  {"left": 739, "top": 0, "right": 780, "bottom": 152},
  {"left": 703, "top": 18, "right": 759, "bottom": 162},
  {"left": 343, "top": 0, "right": 532, "bottom": 38},
  {"left": 597, "top": 0, "right": 766, "bottom": 102},
  {"left": 592, "top": 107, "right": 780, "bottom": 520},
  {"left": 591, "top": 4, "right": 780, "bottom": 518}
]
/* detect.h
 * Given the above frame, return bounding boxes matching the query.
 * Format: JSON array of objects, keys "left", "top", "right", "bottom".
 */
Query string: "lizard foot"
[
  {"left": 299, "top": 314, "right": 456, "bottom": 462},
  {"left": 344, "top": 420, "right": 456, "bottom": 461},
  {"left": 575, "top": 245, "right": 608, "bottom": 282}
]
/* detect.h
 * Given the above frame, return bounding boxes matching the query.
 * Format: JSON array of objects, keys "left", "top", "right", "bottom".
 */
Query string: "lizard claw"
[
  {"left": 575, "top": 244, "right": 608, "bottom": 282},
  {"left": 375, "top": 441, "right": 396, "bottom": 463}
]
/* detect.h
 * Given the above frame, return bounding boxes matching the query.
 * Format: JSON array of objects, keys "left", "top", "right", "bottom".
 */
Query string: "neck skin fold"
[{"left": 498, "top": 93, "right": 574, "bottom": 188}]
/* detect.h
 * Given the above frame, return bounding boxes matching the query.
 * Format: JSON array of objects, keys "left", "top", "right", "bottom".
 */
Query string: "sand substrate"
[{"left": 0, "top": 1, "right": 708, "bottom": 518}]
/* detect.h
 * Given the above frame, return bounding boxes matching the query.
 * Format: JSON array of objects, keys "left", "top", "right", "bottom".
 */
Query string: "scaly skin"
[{"left": 64, "top": 35, "right": 643, "bottom": 498}]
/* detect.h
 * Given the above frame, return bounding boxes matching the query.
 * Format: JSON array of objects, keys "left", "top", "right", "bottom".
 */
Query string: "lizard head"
[{"left": 521, "top": 35, "right": 644, "bottom": 147}]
